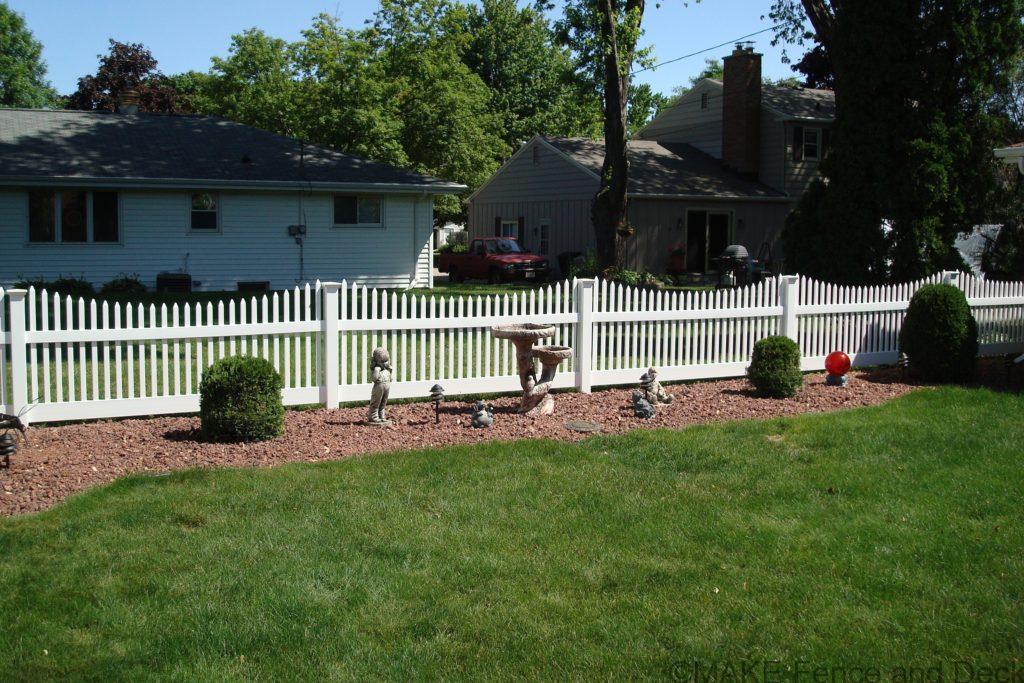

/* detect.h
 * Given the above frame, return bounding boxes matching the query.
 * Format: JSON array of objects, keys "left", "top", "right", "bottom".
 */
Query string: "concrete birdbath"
[{"left": 491, "top": 323, "right": 572, "bottom": 416}]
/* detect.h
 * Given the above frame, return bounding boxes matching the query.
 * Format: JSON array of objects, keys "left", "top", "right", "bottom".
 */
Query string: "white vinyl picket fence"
[{"left": 1, "top": 270, "right": 1022, "bottom": 425}]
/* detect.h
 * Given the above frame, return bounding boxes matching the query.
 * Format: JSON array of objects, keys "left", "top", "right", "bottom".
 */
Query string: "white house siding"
[
  {"left": 636, "top": 81, "right": 724, "bottom": 158},
  {"left": 0, "top": 189, "right": 433, "bottom": 290}
]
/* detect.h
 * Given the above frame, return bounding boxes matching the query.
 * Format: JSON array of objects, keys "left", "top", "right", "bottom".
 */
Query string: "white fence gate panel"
[{"left": 1, "top": 271, "right": 1021, "bottom": 425}]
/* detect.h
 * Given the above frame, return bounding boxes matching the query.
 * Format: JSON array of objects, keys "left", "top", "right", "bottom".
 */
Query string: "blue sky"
[{"left": 11, "top": 0, "right": 801, "bottom": 97}]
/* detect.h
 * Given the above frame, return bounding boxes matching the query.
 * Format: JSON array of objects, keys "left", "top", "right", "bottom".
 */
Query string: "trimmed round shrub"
[
  {"left": 899, "top": 283, "right": 978, "bottom": 383},
  {"left": 747, "top": 336, "right": 803, "bottom": 398},
  {"left": 200, "top": 356, "right": 284, "bottom": 442}
]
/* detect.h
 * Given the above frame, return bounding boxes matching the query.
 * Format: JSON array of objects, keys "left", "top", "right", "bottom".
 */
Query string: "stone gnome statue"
[
  {"left": 367, "top": 347, "right": 393, "bottom": 425},
  {"left": 471, "top": 401, "right": 494, "bottom": 428},
  {"left": 640, "top": 367, "right": 674, "bottom": 405}
]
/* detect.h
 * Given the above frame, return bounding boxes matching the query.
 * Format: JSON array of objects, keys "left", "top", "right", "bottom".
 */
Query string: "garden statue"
[
  {"left": 471, "top": 401, "right": 494, "bottom": 428},
  {"left": 367, "top": 347, "right": 393, "bottom": 425},
  {"left": 632, "top": 390, "right": 655, "bottom": 419},
  {"left": 490, "top": 323, "right": 573, "bottom": 416},
  {"left": 640, "top": 367, "right": 674, "bottom": 404},
  {"left": 429, "top": 384, "right": 445, "bottom": 424}
]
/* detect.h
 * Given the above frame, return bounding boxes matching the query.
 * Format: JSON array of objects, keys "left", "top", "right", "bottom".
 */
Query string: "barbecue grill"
[{"left": 714, "top": 244, "right": 772, "bottom": 287}]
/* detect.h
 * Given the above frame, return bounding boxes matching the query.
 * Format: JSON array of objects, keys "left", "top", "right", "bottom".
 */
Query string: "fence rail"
[{"left": 2, "top": 270, "right": 1022, "bottom": 425}]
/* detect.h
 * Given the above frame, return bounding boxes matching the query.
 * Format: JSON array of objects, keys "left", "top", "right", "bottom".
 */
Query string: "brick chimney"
[
  {"left": 115, "top": 89, "right": 140, "bottom": 115},
  {"left": 721, "top": 43, "right": 761, "bottom": 178}
]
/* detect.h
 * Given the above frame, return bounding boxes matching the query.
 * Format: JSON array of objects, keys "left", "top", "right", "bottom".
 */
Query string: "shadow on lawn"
[{"left": 856, "top": 356, "right": 1023, "bottom": 393}]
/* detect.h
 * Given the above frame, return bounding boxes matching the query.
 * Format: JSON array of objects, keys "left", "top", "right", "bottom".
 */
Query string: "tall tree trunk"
[{"left": 591, "top": 0, "right": 643, "bottom": 271}]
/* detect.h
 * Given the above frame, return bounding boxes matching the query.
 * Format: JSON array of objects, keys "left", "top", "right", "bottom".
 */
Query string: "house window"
[
  {"left": 538, "top": 220, "right": 550, "bottom": 254},
  {"left": 28, "top": 190, "right": 55, "bottom": 242},
  {"left": 28, "top": 189, "right": 119, "bottom": 243},
  {"left": 701, "top": 93, "right": 709, "bottom": 110},
  {"left": 61, "top": 190, "right": 87, "bottom": 242},
  {"left": 92, "top": 191, "right": 119, "bottom": 242},
  {"left": 190, "top": 192, "right": 219, "bottom": 231},
  {"left": 500, "top": 220, "right": 517, "bottom": 238},
  {"left": 333, "top": 195, "right": 382, "bottom": 226},
  {"left": 803, "top": 128, "right": 821, "bottom": 160}
]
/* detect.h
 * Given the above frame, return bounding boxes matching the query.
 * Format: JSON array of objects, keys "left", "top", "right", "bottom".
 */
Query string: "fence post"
[
  {"left": 321, "top": 282, "right": 341, "bottom": 409},
  {"left": 6, "top": 289, "right": 28, "bottom": 426},
  {"left": 574, "top": 278, "right": 595, "bottom": 394},
  {"left": 941, "top": 270, "right": 960, "bottom": 287},
  {"left": 778, "top": 275, "right": 799, "bottom": 343}
]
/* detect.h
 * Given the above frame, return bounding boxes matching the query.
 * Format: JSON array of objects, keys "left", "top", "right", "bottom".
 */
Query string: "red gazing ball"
[{"left": 825, "top": 351, "right": 851, "bottom": 376}]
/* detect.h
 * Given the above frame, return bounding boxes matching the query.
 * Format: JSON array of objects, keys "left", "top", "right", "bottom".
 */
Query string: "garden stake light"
[
  {"left": 0, "top": 411, "right": 28, "bottom": 470},
  {"left": 429, "top": 384, "right": 445, "bottom": 424}
]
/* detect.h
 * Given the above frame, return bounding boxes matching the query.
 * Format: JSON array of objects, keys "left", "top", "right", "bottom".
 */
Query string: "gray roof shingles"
[
  {"left": 0, "top": 108, "right": 463, "bottom": 191},
  {"left": 761, "top": 84, "right": 835, "bottom": 121},
  {"left": 544, "top": 136, "right": 785, "bottom": 199}
]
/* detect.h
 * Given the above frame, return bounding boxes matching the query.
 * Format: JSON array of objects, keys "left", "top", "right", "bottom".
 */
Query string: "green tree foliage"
[
  {"left": 773, "top": 0, "right": 1024, "bottom": 283},
  {"left": 0, "top": 2, "right": 58, "bottom": 107},
  {"left": 457, "top": 0, "right": 597, "bottom": 145},
  {"left": 66, "top": 40, "right": 184, "bottom": 113},
  {"left": 368, "top": 0, "right": 507, "bottom": 221}
]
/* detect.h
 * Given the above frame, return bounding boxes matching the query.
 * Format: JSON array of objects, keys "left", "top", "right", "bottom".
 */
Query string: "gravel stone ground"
[{"left": 1, "top": 361, "right": 1016, "bottom": 516}]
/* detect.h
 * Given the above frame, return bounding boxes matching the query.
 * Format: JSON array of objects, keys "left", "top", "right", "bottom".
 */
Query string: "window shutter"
[
  {"left": 517, "top": 217, "right": 525, "bottom": 244},
  {"left": 494, "top": 216, "right": 502, "bottom": 237},
  {"left": 792, "top": 126, "right": 804, "bottom": 162},
  {"left": 821, "top": 128, "right": 831, "bottom": 158}
]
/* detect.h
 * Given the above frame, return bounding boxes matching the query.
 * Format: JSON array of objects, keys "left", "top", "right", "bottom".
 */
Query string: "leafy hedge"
[
  {"left": 747, "top": 336, "right": 803, "bottom": 398},
  {"left": 100, "top": 275, "right": 147, "bottom": 296},
  {"left": 199, "top": 356, "right": 284, "bottom": 442},
  {"left": 899, "top": 284, "right": 978, "bottom": 383}
]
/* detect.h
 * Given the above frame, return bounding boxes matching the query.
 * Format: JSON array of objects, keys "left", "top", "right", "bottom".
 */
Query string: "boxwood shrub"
[
  {"left": 200, "top": 356, "right": 284, "bottom": 442},
  {"left": 899, "top": 283, "right": 978, "bottom": 383},
  {"left": 747, "top": 335, "right": 803, "bottom": 398}
]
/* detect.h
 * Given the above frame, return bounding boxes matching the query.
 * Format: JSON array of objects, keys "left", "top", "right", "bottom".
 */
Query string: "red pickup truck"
[{"left": 438, "top": 237, "right": 550, "bottom": 284}]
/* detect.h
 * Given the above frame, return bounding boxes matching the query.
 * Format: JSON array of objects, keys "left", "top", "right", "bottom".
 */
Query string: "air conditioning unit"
[{"left": 156, "top": 272, "right": 192, "bottom": 293}]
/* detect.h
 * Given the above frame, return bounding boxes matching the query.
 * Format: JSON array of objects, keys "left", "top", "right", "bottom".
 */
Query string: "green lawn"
[{"left": 2, "top": 387, "right": 1022, "bottom": 679}]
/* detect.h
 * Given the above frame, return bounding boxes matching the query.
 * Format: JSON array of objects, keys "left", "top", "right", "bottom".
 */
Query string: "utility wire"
[{"left": 631, "top": 24, "right": 785, "bottom": 75}]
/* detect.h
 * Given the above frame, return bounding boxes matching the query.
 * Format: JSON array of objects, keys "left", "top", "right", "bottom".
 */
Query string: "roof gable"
[{"left": 0, "top": 109, "right": 463, "bottom": 192}]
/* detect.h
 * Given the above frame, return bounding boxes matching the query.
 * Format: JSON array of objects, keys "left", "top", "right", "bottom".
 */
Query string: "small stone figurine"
[
  {"left": 639, "top": 367, "right": 674, "bottom": 405},
  {"left": 367, "top": 347, "right": 393, "bottom": 425},
  {"left": 471, "top": 401, "right": 494, "bottom": 428},
  {"left": 632, "top": 390, "right": 656, "bottom": 419}
]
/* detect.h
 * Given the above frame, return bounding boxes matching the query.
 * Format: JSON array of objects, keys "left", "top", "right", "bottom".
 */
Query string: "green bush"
[
  {"left": 570, "top": 251, "right": 600, "bottom": 279},
  {"left": 437, "top": 242, "right": 468, "bottom": 255},
  {"left": 101, "top": 275, "right": 148, "bottom": 296},
  {"left": 199, "top": 356, "right": 284, "bottom": 443},
  {"left": 899, "top": 283, "right": 978, "bottom": 383},
  {"left": 747, "top": 336, "right": 803, "bottom": 398},
  {"left": 15, "top": 277, "right": 94, "bottom": 298}
]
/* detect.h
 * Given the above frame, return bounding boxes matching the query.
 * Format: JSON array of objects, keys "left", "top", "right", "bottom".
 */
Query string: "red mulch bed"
[{"left": 1, "top": 361, "right": 1017, "bottom": 516}]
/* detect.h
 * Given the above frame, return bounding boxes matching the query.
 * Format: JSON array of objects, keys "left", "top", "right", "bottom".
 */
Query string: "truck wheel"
[
  {"left": 488, "top": 268, "right": 503, "bottom": 285},
  {"left": 449, "top": 267, "right": 464, "bottom": 283}
]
